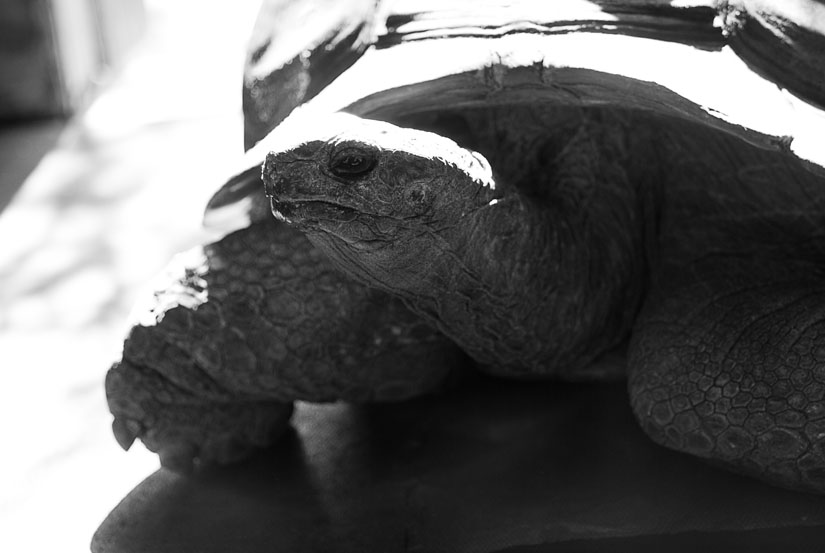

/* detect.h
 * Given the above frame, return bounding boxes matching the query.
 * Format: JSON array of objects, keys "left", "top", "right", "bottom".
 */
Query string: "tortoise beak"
[
  {"left": 263, "top": 156, "right": 297, "bottom": 222},
  {"left": 263, "top": 151, "right": 314, "bottom": 218},
  {"left": 263, "top": 149, "right": 359, "bottom": 224},
  {"left": 262, "top": 151, "right": 290, "bottom": 198}
]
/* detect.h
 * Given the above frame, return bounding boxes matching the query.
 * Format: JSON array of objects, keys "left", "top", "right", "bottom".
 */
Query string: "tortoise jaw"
[
  {"left": 270, "top": 197, "right": 391, "bottom": 255},
  {"left": 270, "top": 196, "right": 359, "bottom": 224}
]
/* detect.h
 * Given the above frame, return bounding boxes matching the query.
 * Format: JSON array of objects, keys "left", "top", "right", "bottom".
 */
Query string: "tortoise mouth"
[{"left": 270, "top": 197, "right": 360, "bottom": 223}]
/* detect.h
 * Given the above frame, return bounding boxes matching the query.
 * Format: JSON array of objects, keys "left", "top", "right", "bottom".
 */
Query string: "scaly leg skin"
[
  {"left": 106, "top": 362, "right": 293, "bottom": 472},
  {"left": 629, "top": 257, "right": 825, "bottom": 493},
  {"left": 106, "top": 220, "right": 464, "bottom": 472}
]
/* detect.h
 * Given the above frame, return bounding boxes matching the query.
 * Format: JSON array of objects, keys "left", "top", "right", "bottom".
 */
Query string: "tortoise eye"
[{"left": 329, "top": 148, "right": 376, "bottom": 178}]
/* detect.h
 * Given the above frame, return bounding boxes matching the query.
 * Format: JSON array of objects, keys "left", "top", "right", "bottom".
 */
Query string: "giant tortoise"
[{"left": 105, "top": 0, "right": 825, "bottom": 495}]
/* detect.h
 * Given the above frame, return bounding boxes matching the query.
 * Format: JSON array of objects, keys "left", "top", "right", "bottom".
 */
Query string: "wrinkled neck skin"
[
  {"left": 308, "top": 117, "right": 652, "bottom": 377},
  {"left": 424, "top": 195, "right": 646, "bottom": 376}
]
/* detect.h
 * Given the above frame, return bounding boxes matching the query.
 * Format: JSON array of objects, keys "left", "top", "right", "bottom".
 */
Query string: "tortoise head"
[{"left": 263, "top": 114, "right": 499, "bottom": 288}]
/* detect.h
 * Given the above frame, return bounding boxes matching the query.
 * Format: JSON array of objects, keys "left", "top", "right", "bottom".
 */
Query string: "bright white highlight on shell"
[
  {"left": 261, "top": 111, "right": 498, "bottom": 191},
  {"left": 341, "top": 115, "right": 497, "bottom": 191}
]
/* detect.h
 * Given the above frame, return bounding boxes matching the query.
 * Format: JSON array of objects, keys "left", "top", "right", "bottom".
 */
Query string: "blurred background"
[{"left": 0, "top": 1, "right": 262, "bottom": 550}]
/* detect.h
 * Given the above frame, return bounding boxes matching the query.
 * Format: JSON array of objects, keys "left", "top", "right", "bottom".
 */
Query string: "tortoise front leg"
[
  {"left": 106, "top": 220, "right": 464, "bottom": 472},
  {"left": 106, "top": 360, "right": 293, "bottom": 472},
  {"left": 629, "top": 257, "right": 825, "bottom": 493}
]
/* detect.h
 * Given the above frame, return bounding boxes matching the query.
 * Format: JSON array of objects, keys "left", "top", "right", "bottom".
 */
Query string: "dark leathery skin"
[
  {"left": 265, "top": 108, "right": 651, "bottom": 379},
  {"left": 106, "top": 220, "right": 463, "bottom": 470},
  {"left": 264, "top": 107, "right": 825, "bottom": 493},
  {"left": 630, "top": 258, "right": 825, "bottom": 493},
  {"left": 628, "top": 124, "right": 825, "bottom": 493},
  {"left": 106, "top": 361, "right": 293, "bottom": 471}
]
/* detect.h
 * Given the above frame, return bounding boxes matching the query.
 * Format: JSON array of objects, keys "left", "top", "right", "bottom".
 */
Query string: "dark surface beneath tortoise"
[
  {"left": 95, "top": 378, "right": 825, "bottom": 553},
  {"left": 98, "top": 1, "right": 825, "bottom": 551}
]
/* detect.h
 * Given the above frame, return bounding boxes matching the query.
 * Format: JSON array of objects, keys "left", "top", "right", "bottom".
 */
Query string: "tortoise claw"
[
  {"left": 158, "top": 444, "right": 198, "bottom": 474},
  {"left": 112, "top": 417, "right": 141, "bottom": 451}
]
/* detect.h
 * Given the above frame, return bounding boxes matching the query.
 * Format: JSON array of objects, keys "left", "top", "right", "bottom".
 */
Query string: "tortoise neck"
[{"left": 402, "top": 132, "right": 654, "bottom": 375}]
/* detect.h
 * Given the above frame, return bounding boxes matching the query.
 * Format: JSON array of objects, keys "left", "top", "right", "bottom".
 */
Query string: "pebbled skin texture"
[
  {"left": 261, "top": 107, "right": 825, "bottom": 493},
  {"left": 106, "top": 219, "right": 464, "bottom": 470},
  {"left": 629, "top": 258, "right": 825, "bottom": 493},
  {"left": 628, "top": 124, "right": 825, "bottom": 493}
]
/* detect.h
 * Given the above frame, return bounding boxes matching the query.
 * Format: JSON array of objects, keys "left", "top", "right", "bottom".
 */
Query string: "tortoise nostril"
[{"left": 262, "top": 153, "right": 283, "bottom": 197}]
